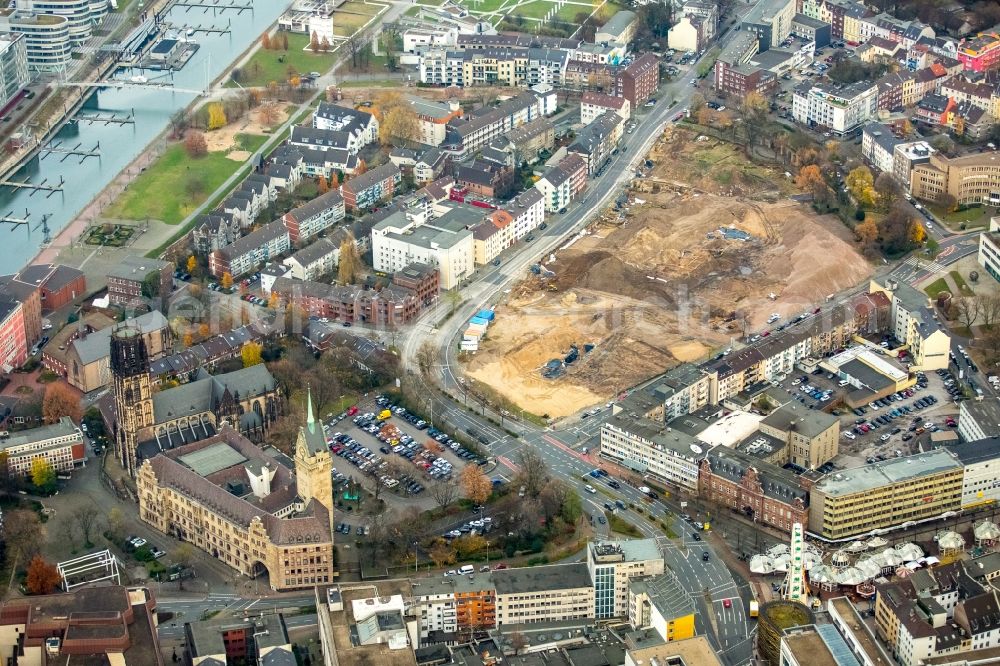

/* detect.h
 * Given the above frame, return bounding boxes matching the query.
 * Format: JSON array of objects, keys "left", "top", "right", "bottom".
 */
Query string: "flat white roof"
[
  {"left": 697, "top": 410, "right": 763, "bottom": 448},
  {"left": 829, "top": 347, "right": 907, "bottom": 382}
]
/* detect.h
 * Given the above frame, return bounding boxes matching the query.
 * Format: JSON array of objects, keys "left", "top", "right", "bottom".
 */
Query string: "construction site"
[{"left": 463, "top": 127, "right": 875, "bottom": 420}]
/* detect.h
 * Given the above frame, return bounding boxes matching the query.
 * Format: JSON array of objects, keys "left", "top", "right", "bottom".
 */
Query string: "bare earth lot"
[{"left": 464, "top": 128, "right": 873, "bottom": 419}]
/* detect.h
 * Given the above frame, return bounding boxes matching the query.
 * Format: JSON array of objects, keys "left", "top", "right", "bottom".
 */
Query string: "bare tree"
[
  {"left": 416, "top": 341, "right": 436, "bottom": 377},
  {"left": 346, "top": 33, "right": 363, "bottom": 70},
  {"left": 429, "top": 480, "right": 458, "bottom": 509},
  {"left": 73, "top": 505, "right": 102, "bottom": 547},
  {"left": 979, "top": 294, "right": 1000, "bottom": 330},
  {"left": 516, "top": 448, "right": 548, "bottom": 497},
  {"left": 509, "top": 632, "right": 529, "bottom": 655},
  {"left": 4, "top": 510, "right": 42, "bottom": 566},
  {"left": 955, "top": 297, "right": 981, "bottom": 337}
]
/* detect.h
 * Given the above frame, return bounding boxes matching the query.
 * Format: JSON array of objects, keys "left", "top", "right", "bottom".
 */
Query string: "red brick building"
[
  {"left": 713, "top": 59, "right": 778, "bottom": 98},
  {"left": 393, "top": 262, "right": 440, "bottom": 307},
  {"left": 698, "top": 448, "right": 810, "bottom": 535},
  {"left": 614, "top": 53, "right": 660, "bottom": 106},
  {"left": 14, "top": 263, "right": 86, "bottom": 310}
]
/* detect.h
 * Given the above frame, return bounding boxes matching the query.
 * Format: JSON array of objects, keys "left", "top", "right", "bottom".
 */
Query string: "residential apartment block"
[
  {"left": 209, "top": 220, "right": 291, "bottom": 278},
  {"left": 281, "top": 190, "right": 345, "bottom": 245},
  {"left": 792, "top": 80, "right": 878, "bottom": 136},
  {"left": 283, "top": 237, "right": 340, "bottom": 282},
  {"left": 978, "top": 217, "right": 1000, "bottom": 283},
  {"left": 341, "top": 163, "right": 402, "bottom": 212},
  {"left": 958, "top": 31, "right": 1000, "bottom": 73},
  {"left": 614, "top": 53, "right": 659, "bottom": 106},
  {"left": 568, "top": 110, "right": 624, "bottom": 175},
  {"left": 371, "top": 200, "right": 479, "bottom": 289},
  {"left": 862, "top": 122, "right": 901, "bottom": 174},
  {"left": 600, "top": 415, "right": 704, "bottom": 492},
  {"left": 580, "top": 91, "right": 631, "bottom": 124},
  {"left": 0, "top": 10, "right": 72, "bottom": 72}
]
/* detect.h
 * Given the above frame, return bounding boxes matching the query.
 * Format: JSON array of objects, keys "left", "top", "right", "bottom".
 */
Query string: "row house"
[
  {"left": 340, "top": 163, "right": 401, "bottom": 212},
  {"left": 281, "top": 190, "right": 345, "bottom": 245},
  {"left": 940, "top": 78, "right": 996, "bottom": 118},
  {"left": 149, "top": 323, "right": 269, "bottom": 381},
  {"left": 455, "top": 160, "right": 515, "bottom": 199},
  {"left": 534, "top": 154, "right": 586, "bottom": 213},
  {"left": 580, "top": 91, "right": 631, "bottom": 124},
  {"left": 912, "top": 62, "right": 951, "bottom": 100},
  {"left": 568, "top": 110, "right": 624, "bottom": 175},
  {"left": 209, "top": 220, "right": 291, "bottom": 278},
  {"left": 861, "top": 122, "right": 901, "bottom": 174},
  {"left": 614, "top": 53, "right": 659, "bottom": 106},
  {"left": 857, "top": 13, "right": 934, "bottom": 49},
  {"left": 916, "top": 93, "right": 954, "bottom": 126},
  {"left": 221, "top": 176, "right": 277, "bottom": 231},
  {"left": 875, "top": 70, "right": 916, "bottom": 110},
  {"left": 798, "top": 0, "right": 868, "bottom": 43},
  {"left": 497, "top": 117, "right": 555, "bottom": 165},
  {"left": 106, "top": 255, "right": 173, "bottom": 307},
  {"left": 192, "top": 212, "right": 239, "bottom": 256},
  {"left": 470, "top": 188, "right": 545, "bottom": 264}
]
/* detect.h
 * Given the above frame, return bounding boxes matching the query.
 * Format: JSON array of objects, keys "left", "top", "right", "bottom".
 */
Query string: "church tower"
[
  {"left": 110, "top": 325, "right": 154, "bottom": 476},
  {"left": 294, "top": 389, "right": 335, "bottom": 534}
]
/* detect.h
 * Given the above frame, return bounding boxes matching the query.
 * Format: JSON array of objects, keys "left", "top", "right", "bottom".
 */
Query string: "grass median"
[{"left": 605, "top": 510, "right": 641, "bottom": 537}]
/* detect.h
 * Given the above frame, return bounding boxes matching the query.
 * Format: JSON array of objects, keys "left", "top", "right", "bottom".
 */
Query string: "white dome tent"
[
  {"left": 846, "top": 540, "right": 869, "bottom": 553},
  {"left": 974, "top": 520, "right": 1000, "bottom": 546},
  {"left": 837, "top": 567, "right": 865, "bottom": 586},
  {"left": 895, "top": 543, "right": 924, "bottom": 561},
  {"left": 867, "top": 536, "right": 888, "bottom": 549},
  {"left": 750, "top": 555, "right": 774, "bottom": 575},
  {"left": 937, "top": 531, "right": 965, "bottom": 556},
  {"left": 831, "top": 550, "right": 851, "bottom": 568}
]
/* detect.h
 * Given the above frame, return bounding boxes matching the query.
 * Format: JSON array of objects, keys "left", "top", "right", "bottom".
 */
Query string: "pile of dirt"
[{"left": 462, "top": 128, "right": 874, "bottom": 419}]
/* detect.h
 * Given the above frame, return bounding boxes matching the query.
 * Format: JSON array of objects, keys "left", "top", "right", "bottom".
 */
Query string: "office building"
[
  {"left": 586, "top": 539, "right": 664, "bottom": 620},
  {"left": 758, "top": 403, "right": 839, "bottom": 470},
  {"left": 699, "top": 446, "right": 810, "bottom": 533},
  {"left": 948, "top": 437, "right": 1000, "bottom": 508},
  {"left": 0, "top": 586, "right": 163, "bottom": 665},
  {"left": 978, "top": 217, "right": 1000, "bottom": 283},
  {"left": 0, "top": 32, "right": 27, "bottom": 110},
  {"left": 741, "top": 0, "right": 796, "bottom": 50},
  {"left": 909, "top": 152, "right": 1000, "bottom": 207},
  {"left": 493, "top": 563, "right": 595, "bottom": 625},
  {"left": 15, "top": 0, "right": 106, "bottom": 46},
  {"left": 893, "top": 141, "right": 934, "bottom": 188},
  {"left": 0, "top": 416, "right": 84, "bottom": 475},
  {"left": 958, "top": 399, "right": 1000, "bottom": 444},
  {"left": 136, "top": 395, "right": 335, "bottom": 591},
  {"left": 807, "top": 449, "right": 963, "bottom": 540},
  {"left": 600, "top": 415, "right": 704, "bottom": 492}
]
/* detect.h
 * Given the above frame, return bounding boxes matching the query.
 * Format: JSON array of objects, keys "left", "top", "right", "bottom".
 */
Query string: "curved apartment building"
[
  {"left": 16, "top": 0, "right": 106, "bottom": 45},
  {"left": 0, "top": 9, "right": 71, "bottom": 72}
]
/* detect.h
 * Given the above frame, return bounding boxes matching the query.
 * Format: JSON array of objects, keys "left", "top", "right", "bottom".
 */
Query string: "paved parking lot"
[
  {"left": 323, "top": 396, "right": 490, "bottom": 533},
  {"left": 768, "top": 360, "right": 960, "bottom": 470}
]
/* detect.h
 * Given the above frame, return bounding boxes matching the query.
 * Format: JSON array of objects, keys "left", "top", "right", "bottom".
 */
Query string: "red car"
[
  {"left": 493, "top": 563, "right": 508, "bottom": 570},
  {"left": 723, "top": 599, "right": 732, "bottom": 608},
  {"left": 347, "top": 406, "right": 359, "bottom": 416}
]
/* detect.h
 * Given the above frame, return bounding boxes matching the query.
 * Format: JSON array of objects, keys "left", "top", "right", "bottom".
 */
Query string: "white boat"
[
  {"left": 186, "top": 28, "right": 195, "bottom": 36},
  {"left": 129, "top": 75, "right": 148, "bottom": 83}
]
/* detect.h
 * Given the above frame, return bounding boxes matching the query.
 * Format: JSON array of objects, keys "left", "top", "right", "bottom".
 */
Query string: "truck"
[
  {"left": 378, "top": 409, "right": 392, "bottom": 421},
  {"left": 749, "top": 600, "right": 759, "bottom": 618}
]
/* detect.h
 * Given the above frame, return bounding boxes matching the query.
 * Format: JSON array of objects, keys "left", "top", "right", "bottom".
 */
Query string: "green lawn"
[
  {"left": 556, "top": 1, "right": 600, "bottom": 21},
  {"left": 459, "top": 0, "right": 515, "bottom": 13},
  {"left": 928, "top": 203, "right": 998, "bottom": 230},
  {"left": 924, "top": 277, "right": 950, "bottom": 299},
  {"left": 509, "top": 0, "right": 556, "bottom": 19},
  {"left": 106, "top": 135, "right": 264, "bottom": 224},
  {"left": 340, "top": 0, "right": 385, "bottom": 14},
  {"left": 333, "top": 11, "right": 376, "bottom": 34},
  {"left": 950, "top": 270, "right": 975, "bottom": 297},
  {"left": 230, "top": 31, "right": 338, "bottom": 88}
]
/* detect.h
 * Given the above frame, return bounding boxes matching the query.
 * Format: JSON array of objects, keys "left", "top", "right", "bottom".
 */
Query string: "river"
[{"left": 0, "top": 0, "right": 289, "bottom": 273}]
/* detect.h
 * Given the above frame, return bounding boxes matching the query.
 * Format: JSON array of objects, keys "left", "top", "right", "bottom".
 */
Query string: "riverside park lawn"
[{"left": 104, "top": 134, "right": 267, "bottom": 225}]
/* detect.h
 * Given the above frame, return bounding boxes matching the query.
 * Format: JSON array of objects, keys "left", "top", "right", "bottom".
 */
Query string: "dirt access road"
[{"left": 464, "top": 127, "right": 873, "bottom": 419}]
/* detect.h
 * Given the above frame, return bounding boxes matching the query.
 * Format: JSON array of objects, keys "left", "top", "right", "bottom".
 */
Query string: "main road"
[{"left": 392, "top": 30, "right": 770, "bottom": 665}]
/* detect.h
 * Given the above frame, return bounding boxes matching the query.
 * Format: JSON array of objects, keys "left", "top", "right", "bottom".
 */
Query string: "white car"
[
  {"left": 585, "top": 484, "right": 597, "bottom": 494},
  {"left": 843, "top": 431, "right": 856, "bottom": 440}
]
